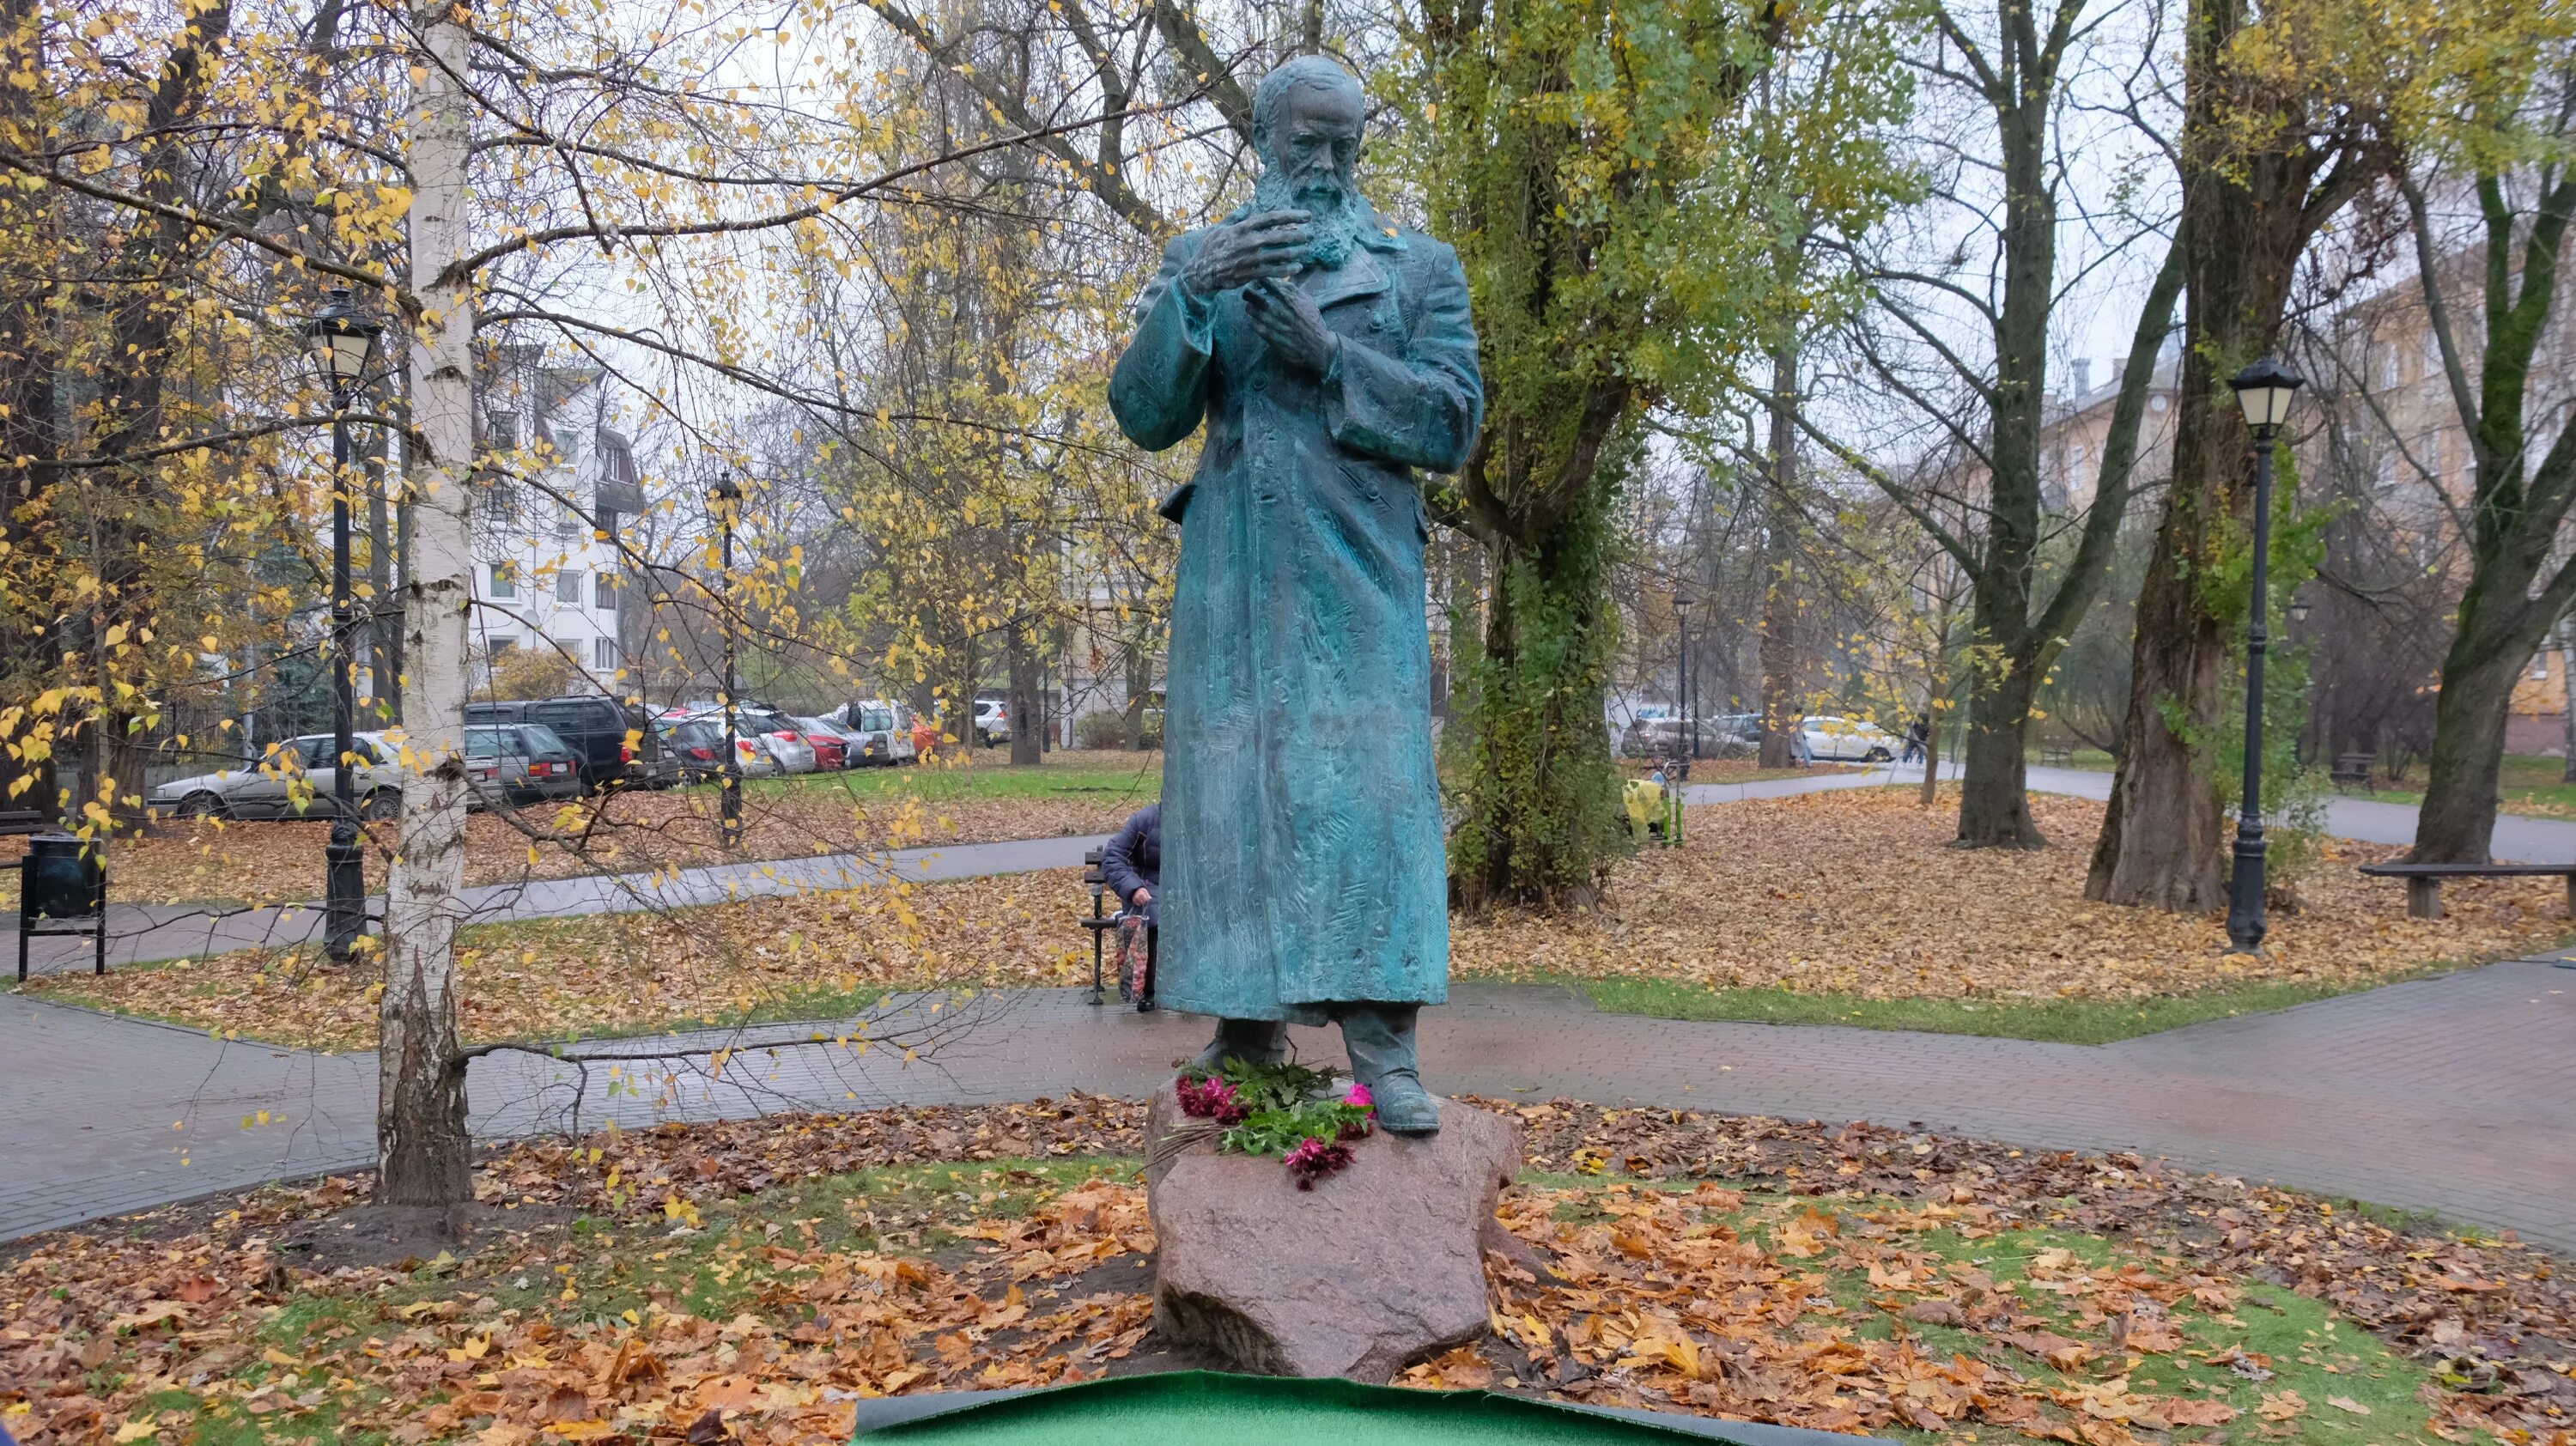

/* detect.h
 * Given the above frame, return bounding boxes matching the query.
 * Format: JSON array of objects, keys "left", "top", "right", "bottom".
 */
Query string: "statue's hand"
[
  {"left": 1181, "top": 210, "right": 1313, "bottom": 295},
  {"left": 1244, "top": 278, "right": 1337, "bottom": 376}
]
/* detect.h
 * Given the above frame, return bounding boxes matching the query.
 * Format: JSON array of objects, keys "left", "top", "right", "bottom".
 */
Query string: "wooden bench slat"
[{"left": 2358, "top": 859, "right": 2576, "bottom": 920}]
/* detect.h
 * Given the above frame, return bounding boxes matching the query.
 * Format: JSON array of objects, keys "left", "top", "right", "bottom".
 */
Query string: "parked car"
[
  {"left": 795, "top": 716, "right": 854, "bottom": 770},
  {"left": 465, "top": 723, "right": 584, "bottom": 805},
  {"left": 974, "top": 697, "right": 1011, "bottom": 745},
  {"left": 828, "top": 699, "right": 917, "bottom": 766},
  {"left": 1618, "top": 714, "right": 1758, "bottom": 761},
  {"left": 464, "top": 696, "right": 665, "bottom": 791},
  {"left": 657, "top": 716, "right": 783, "bottom": 782},
  {"left": 673, "top": 708, "right": 816, "bottom": 775},
  {"left": 741, "top": 709, "right": 820, "bottom": 774},
  {"left": 148, "top": 731, "right": 409, "bottom": 821},
  {"left": 1797, "top": 714, "right": 1901, "bottom": 762}
]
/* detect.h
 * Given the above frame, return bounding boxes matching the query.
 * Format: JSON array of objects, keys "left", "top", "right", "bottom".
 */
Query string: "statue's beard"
[{"left": 1251, "top": 167, "right": 1367, "bottom": 270}]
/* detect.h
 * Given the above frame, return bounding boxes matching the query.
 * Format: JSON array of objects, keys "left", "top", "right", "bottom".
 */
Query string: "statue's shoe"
[{"left": 1369, "top": 1070, "right": 1440, "bottom": 1135}]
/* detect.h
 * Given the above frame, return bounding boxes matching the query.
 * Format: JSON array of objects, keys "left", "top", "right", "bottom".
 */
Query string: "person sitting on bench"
[{"left": 1101, "top": 803, "right": 1161, "bottom": 1005}]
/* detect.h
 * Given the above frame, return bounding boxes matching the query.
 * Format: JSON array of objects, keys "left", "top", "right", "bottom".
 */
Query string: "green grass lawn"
[
  {"left": 2360, "top": 751, "right": 2576, "bottom": 817},
  {"left": 2026, "top": 745, "right": 2117, "bottom": 771},
  {"left": 737, "top": 751, "right": 1162, "bottom": 805},
  {"left": 1512, "top": 960, "right": 2500, "bottom": 1044}
]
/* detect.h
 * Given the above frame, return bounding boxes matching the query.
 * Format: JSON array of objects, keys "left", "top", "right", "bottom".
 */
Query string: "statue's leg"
[
  {"left": 1190, "top": 1017, "right": 1290, "bottom": 1071},
  {"left": 1339, "top": 1005, "right": 1439, "bottom": 1135}
]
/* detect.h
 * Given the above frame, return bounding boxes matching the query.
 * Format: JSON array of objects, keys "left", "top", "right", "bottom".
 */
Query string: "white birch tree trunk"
[{"left": 378, "top": 0, "right": 475, "bottom": 1208}]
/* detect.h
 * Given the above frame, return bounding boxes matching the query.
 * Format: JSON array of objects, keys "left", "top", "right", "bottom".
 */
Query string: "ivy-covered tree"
[{"left": 1403, "top": 0, "right": 1916, "bottom": 907}]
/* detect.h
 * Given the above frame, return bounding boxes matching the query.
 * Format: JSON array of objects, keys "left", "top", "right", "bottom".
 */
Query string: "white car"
[
  {"left": 974, "top": 698, "right": 1011, "bottom": 744},
  {"left": 1797, "top": 715, "right": 1901, "bottom": 762},
  {"left": 829, "top": 699, "right": 918, "bottom": 766},
  {"left": 739, "top": 709, "right": 819, "bottom": 773}
]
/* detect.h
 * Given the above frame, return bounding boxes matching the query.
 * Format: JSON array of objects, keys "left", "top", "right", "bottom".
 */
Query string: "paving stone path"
[{"left": 4, "top": 767, "right": 2571, "bottom": 1251}]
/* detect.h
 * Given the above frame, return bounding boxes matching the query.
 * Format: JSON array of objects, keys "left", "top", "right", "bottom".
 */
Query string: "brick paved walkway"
[{"left": 8, "top": 957, "right": 2570, "bottom": 1250}]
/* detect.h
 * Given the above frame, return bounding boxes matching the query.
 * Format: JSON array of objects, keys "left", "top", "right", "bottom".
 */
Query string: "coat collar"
[{"left": 1300, "top": 244, "right": 1392, "bottom": 309}]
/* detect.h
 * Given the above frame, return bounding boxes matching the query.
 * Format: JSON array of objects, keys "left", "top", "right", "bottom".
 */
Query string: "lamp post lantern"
[
  {"left": 2223, "top": 356, "right": 2306, "bottom": 955},
  {"left": 710, "top": 472, "right": 744, "bottom": 849},
  {"left": 303, "top": 287, "right": 382, "bottom": 963}
]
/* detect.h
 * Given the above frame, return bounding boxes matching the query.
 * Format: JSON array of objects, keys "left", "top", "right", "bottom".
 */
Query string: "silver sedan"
[{"left": 148, "top": 732, "right": 409, "bottom": 821}]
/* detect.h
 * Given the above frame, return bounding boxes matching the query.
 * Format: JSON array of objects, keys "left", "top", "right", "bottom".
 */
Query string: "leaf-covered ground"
[
  {"left": 1463, "top": 789, "right": 2570, "bottom": 1003},
  {"left": 26, "top": 787, "right": 2567, "bottom": 1053},
  {"left": 9, "top": 753, "right": 1158, "bottom": 910},
  {"left": 6, "top": 1100, "right": 2568, "bottom": 1446},
  {"left": 21, "top": 869, "right": 1086, "bottom": 1052}
]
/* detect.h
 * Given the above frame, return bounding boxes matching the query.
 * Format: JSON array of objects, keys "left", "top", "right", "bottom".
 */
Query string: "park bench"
[
  {"left": 2330, "top": 752, "right": 2374, "bottom": 793},
  {"left": 2358, "top": 860, "right": 2576, "bottom": 920},
  {"left": 0, "top": 810, "right": 48, "bottom": 836},
  {"left": 2041, "top": 744, "right": 2072, "bottom": 769},
  {"left": 1078, "top": 846, "right": 1155, "bottom": 1008}
]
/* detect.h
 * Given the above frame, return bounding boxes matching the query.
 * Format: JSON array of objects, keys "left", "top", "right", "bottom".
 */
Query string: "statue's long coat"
[{"left": 1109, "top": 210, "right": 1484, "bottom": 1023}]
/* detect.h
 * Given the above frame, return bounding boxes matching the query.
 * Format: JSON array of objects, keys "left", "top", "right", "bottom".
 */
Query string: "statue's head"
[{"left": 1249, "top": 57, "right": 1369, "bottom": 267}]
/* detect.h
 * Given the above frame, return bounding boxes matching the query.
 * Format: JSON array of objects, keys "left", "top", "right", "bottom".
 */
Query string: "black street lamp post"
[
  {"left": 1674, "top": 596, "right": 1694, "bottom": 775},
  {"left": 2224, "top": 356, "right": 2306, "bottom": 955},
  {"left": 303, "top": 289, "right": 382, "bottom": 963},
  {"left": 711, "top": 472, "right": 743, "bottom": 849}
]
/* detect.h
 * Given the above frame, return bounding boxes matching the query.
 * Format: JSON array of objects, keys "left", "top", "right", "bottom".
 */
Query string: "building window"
[
  {"left": 2373, "top": 451, "right": 2399, "bottom": 493},
  {"left": 555, "top": 568, "right": 582, "bottom": 604},
  {"left": 489, "top": 562, "right": 518, "bottom": 599},
  {"left": 488, "top": 411, "right": 519, "bottom": 451},
  {"left": 598, "top": 434, "right": 639, "bottom": 485},
  {"left": 479, "top": 478, "right": 517, "bottom": 520},
  {"left": 2419, "top": 428, "right": 2445, "bottom": 483},
  {"left": 486, "top": 635, "right": 518, "bottom": 655},
  {"left": 2378, "top": 346, "right": 2401, "bottom": 391},
  {"left": 2536, "top": 653, "right": 2550, "bottom": 682},
  {"left": 592, "top": 636, "right": 619, "bottom": 671},
  {"left": 594, "top": 572, "right": 618, "bottom": 611}
]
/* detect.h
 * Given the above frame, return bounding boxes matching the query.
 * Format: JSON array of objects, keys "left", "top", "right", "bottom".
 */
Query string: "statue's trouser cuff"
[{"left": 1194, "top": 1017, "right": 1291, "bottom": 1070}]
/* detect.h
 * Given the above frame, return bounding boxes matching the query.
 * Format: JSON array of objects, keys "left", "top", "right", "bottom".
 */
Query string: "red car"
[{"left": 793, "top": 716, "right": 852, "bottom": 770}]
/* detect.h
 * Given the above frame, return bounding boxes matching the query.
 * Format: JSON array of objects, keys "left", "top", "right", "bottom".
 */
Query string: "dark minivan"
[{"left": 463, "top": 696, "right": 667, "bottom": 791}]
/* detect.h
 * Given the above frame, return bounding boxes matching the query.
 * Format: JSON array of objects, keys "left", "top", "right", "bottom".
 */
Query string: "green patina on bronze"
[{"left": 1108, "top": 59, "right": 1482, "bottom": 1127}]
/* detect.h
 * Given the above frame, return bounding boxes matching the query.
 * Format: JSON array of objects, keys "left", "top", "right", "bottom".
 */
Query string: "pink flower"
[
  {"left": 1176, "top": 1074, "right": 1248, "bottom": 1125},
  {"left": 1343, "top": 1082, "right": 1374, "bottom": 1110},
  {"left": 1284, "top": 1136, "right": 1356, "bottom": 1190}
]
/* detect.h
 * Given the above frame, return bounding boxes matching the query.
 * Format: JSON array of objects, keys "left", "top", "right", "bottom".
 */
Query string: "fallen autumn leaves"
[
  {"left": 25, "top": 787, "right": 2567, "bottom": 1053},
  {"left": 5, "top": 1100, "right": 2569, "bottom": 1446}
]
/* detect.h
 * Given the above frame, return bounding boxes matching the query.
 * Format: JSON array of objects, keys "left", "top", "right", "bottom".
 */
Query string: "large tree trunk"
[
  {"left": 377, "top": 3, "right": 476, "bottom": 1211},
  {"left": 1952, "top": 70, "right": 2054, "bottom": 847},
  {"left": 1006, "top": 621, "right": 1041, "bottom": 765},
  {"left": 2403, "top": 167, "right": 2576, "bottom": 857},
  {"left": 1452, "top": 489, "right": 1624, "bottom": 911},
  {"left": 2085, "top": 0, "right": 2359, "bottom": 908},
  {"left": 2415, "top": 640, "right": 2521, "bottom": 861},
  {"left": 1756, "top": 341, "right": 1801, "bottom": 770},
  {"left": 1958, "top": 671, "right": 2040, "bottom": 843},
  {"left": 1123, "top": 641, "right": 1149, "bottom": 750}
]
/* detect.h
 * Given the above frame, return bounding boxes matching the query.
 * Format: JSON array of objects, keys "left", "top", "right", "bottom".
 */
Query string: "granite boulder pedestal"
[{"left": 1141, "top": 1079, "right": 1524, "bottom": 1383}]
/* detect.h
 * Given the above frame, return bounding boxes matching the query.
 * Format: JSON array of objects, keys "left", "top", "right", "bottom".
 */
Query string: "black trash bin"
[{"left": 18, "top": 830, "right": 106, "bottom": 980}]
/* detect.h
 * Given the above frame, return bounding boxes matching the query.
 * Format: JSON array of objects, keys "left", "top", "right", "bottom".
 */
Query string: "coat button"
[{"left": 1251, "top": 372, "right": 1269, "bottom": 391}]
